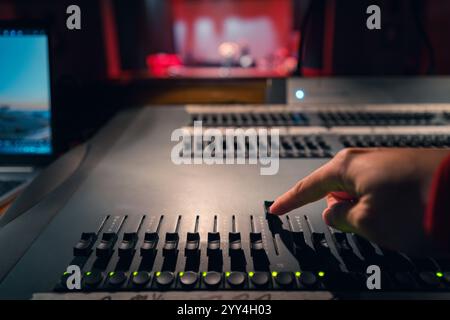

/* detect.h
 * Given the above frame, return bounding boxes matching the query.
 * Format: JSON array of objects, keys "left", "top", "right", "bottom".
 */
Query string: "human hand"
[{"left": 269, "top": 148, "right": 450, "bottom": 255}]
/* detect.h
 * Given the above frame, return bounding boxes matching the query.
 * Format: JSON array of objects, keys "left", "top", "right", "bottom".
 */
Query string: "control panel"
[
  {"left": 1, "top": 104, "right": 450, "bottom": 300},
  {"left": 55, "top": 202, "right": 450, "bottom": 294}
]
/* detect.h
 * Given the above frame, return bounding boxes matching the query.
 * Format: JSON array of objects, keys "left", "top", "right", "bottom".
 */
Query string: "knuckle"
[
  {"left": 336, "top": 147, "right": 357, "bottom": 160},
  {"left": 292, "top": 179, "right": 305, "bottom": 195},
  {"left": 333, "top": 148, "right": 358, "bottom": 186}
]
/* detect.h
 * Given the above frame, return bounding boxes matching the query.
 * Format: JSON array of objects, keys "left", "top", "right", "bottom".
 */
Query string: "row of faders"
[{"left": 56, "top": 202, "right": 450, "bottom": 292}]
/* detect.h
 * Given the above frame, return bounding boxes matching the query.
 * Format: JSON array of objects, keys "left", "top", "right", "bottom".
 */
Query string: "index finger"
[{"left": 269, "top": 160, "right": 348, "bottom": 215}]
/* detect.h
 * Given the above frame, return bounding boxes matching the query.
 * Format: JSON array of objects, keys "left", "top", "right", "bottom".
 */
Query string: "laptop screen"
[{"left": 0, "top": 27, "right": 52, "bottom": 156}]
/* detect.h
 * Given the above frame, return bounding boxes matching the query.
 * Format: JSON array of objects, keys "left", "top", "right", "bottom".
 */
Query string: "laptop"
[{"left": 0, "top": 22, "right": 57, "bottom": 208}]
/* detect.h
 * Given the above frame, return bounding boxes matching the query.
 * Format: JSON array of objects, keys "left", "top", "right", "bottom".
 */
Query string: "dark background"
[{"left": 1, "top": 0, "right": 450, "bottom": 154}]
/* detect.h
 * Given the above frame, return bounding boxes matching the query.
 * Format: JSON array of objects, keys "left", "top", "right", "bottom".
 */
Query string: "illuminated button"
[
  {"left": 155, "top": 271, "right": 175, "bottom": 288},
  {"left": 83, "top": 270, "right": 103, "bottom": 288},
  {"left": 179, "top": 271, "right": 198, "bottom": 288},
  {"left": 107, "top": 271, "right": 127, "bottom": 287},
  {"left": 132, "top": 271, "right": 151, "bottom": 287},
  {"left": 299, "top": 271, "right": 318, "bottom": 288},
  {"left": 250, "top": 272, "right": 270, "bottom": 288},
  {"left": 273, "top": 272, "right": 294, "bottom": 288},
  {"left": 226, "top": 272, "right": 246, "bottom": 288},
  {"left": 418, "top": 271, "right": 441, "bottom": 288},
  {"left": 203, "top": 271, "right": 222, "bottom": 288}
]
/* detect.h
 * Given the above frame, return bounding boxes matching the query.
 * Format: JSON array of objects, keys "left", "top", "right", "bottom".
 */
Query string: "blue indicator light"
[{"left": 295, "top": 89, "right": 305, "bottom": 100}]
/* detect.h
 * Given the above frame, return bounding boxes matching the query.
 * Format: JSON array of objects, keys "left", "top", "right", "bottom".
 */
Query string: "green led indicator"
[
  {"left": 63, "top": 271, "right": 69, "bottom": 276},
  {"left": 109, "top": 271, "right": 115, "bottom": 277},
  {"left": 318, "top": 271, "right": 325, "bottom": 277},
  {"left": 248, "top": 271, "right": 255, "bottom": 278},
  {"left": 436, "top": 272, "right": 444, "bottom": 278},
  {"left": 133, "top": 271, "right": 138, "bottom": 277},
  {"left": 271, "top": 271, "right": 278, "bottom": 278},
  {"left": 156, "top": 271, "right": 161, "bottom": 277},
  {"left": 295, "top": 271, "right": 301, "bottom": 278},
  {"left": 85, "top": 271, "right": 92, "bottom": 276},
  {"left": 179, "top": 272, "right": 185, "bottom": 277},
  {"left": 225, "top": 272, "right": 231, "bottom": 277},
  {"left": 202, "top": 272, "right": 207, "bottom": 277}
]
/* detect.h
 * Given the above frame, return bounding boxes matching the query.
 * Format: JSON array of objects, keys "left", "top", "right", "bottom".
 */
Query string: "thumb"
[{"left": 322, "top": 200, "right": 365, "bottom": 233}]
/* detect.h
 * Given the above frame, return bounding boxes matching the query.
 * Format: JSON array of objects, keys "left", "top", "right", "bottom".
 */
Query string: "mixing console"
[
  {"left": 52, "top": 201, "right": 450, "bottom": 294},
  {"left": 1, "top": 103, "right": 450, "bottom": 299}
]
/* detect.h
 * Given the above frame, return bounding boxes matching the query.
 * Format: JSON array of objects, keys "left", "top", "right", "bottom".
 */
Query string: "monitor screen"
[{"left": 0, "top": 28, "right": 52, "bottom": 155}]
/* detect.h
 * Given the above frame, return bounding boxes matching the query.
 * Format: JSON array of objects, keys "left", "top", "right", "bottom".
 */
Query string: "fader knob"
[
  {"left": 73, "top": 232, "right": 97, "bottom": 256},
  {"left": 228, "top": 232, "right": 242, "bottom": 253},
  {"left": 140, "top": 232, "right": 159, "bottom": 257},
  {"left": 163, "top": 233, "right": 179, "bottom": 256},
  {"left": 118, "top": 233, "right": 138, "bottom": 258},
  {"left": 250, "top": 233, "right": 264, "bottom": 252},
  {"left": 96, "top": 232, "right": 117, "bottom": 258},
  {"left": 207, "top": 232, "right": 221, "bottom": 255},
  {"left": 185, "top": 233, "right": 200, "bottom": 256}
]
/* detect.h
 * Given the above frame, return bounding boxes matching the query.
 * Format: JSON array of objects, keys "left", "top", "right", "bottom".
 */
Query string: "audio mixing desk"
[{"left": 1, "top": 99, "right": 450, "bottom": 299}]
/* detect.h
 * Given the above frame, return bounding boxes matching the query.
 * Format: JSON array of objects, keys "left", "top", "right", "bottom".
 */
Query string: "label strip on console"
[{"left": 32, "top": 291, "right": 334, "bottom": 300}]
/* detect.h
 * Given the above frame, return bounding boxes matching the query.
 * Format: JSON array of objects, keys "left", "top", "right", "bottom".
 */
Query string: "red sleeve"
[{"left": 424, "top": 153, "right": 450, "bottom": 252}]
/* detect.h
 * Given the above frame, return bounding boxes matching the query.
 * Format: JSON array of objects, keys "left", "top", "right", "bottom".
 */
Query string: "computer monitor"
[{"left": 0, "top": 23, "right": 54, "bottom": 162}]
